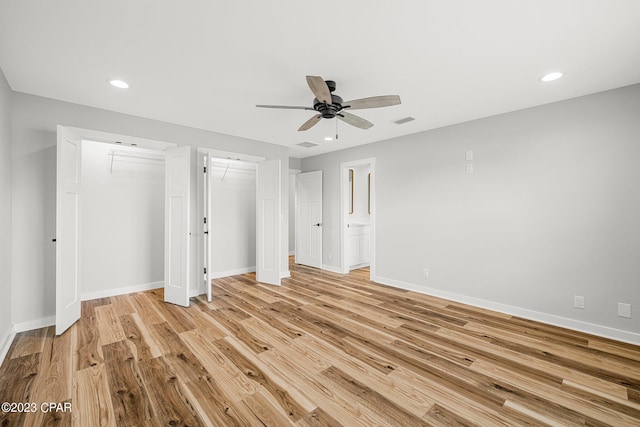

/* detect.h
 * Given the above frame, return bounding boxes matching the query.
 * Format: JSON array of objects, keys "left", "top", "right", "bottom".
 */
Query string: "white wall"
[
  {"left": 81, "top": 141, "right": 164, "bottom": 297},
  {"left": 11, "top": 92, "right": 289, "bottom": 328},
  {"left": 302, "top": 84, "right": 640, "bottom": 344},
  {"left": 0, "top": 68, "right": 13, "bottom": 360},
  {"left": 210, "top": 159, "right": 256, "bottom": 275}
]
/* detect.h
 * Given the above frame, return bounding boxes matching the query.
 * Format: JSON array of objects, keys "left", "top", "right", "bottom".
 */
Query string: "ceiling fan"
[{"left": 256, "top": 75, "right": 401, "bottom": 132}]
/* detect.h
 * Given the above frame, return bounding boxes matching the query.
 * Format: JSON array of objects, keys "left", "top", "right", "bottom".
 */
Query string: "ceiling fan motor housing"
[{"left": 313, "top": 93, "right": 344, "bottom": 118}]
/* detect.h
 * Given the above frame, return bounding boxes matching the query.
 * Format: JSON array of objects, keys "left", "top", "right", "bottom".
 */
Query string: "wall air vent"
[
  {"left": 393, "top": 116, "right": 415, "bottom": 125},
  {"left": 297, "top": 141, "right": 319, "bottom": 148}
]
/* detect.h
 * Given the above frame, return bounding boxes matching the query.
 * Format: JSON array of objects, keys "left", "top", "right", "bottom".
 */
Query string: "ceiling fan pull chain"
[{"left": 336, "top": 117, "right": 339, "bottom": 140}]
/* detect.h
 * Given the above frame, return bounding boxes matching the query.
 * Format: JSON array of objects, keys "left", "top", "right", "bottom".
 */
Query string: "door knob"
[{"left": 313, "top": 223, "right": 322, "bottom": 227}]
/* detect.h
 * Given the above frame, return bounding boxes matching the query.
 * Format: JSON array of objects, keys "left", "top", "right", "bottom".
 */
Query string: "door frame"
[
  {"left": 340, "top": 158, "right": 376, "bottom": 278},
  {"left": 197, "top": 149, "right": 290, "bottom": 293},
  {"left": 56, "top": 126, "right": 176, "bottom": 332}
]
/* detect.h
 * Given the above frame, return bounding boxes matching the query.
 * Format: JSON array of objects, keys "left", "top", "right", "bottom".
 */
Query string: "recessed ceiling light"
[
  {"left": 109, "top": 79, "right": 130, "bottom": 89},
  {"left": 324, "top": 137, "right": 333, "bottom": 141},
  {"left": 540, "top": 72, "right": 564, "bottom": 82}
]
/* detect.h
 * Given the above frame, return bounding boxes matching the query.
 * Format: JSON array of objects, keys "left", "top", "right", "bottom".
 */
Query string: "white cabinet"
[{"left": 348, "top": 223, "right": 370, "bottom": 269}]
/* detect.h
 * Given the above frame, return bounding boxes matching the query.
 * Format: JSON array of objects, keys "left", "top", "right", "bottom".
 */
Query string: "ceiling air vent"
[
  {"left": 393, "top": 116, "right": 415, "bottom": 125},
  {"left": 297, "top": 141, "right": 319, "bottom": 148}
]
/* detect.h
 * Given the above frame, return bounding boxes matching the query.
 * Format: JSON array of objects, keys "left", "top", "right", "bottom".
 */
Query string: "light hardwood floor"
[{"left": 1, "top": 261, "right": 640, "bottom": 426}]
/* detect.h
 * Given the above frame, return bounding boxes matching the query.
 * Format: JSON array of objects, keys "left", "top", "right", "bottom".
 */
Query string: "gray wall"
[
  {"left": 302, "top": 84, "right": 640, "bottom": 342},
  {"left": 11, "top": 92, "right": 289, "bottom": 328},
  {"left": 0, "top": 69, "right": 12, "bottom": 357},
  {"left": 81, "top": 141, "right": 165, "bottom": 297}
]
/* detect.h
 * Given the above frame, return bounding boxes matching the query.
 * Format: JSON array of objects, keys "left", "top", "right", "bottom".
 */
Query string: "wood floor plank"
[
  {"left": 102, "top": 340, "right": 153, "bottom": 426},
  {"left": 8, "top": 327, "right": 49, "bottom": 359},
  {"left": 2, "top": 260, "right": 640, "bottom": 426},
  {"left": 26, "top": 325, "right": 74, "bottom": 427},
  {"left": 319, "top": 366, "right": 431, "bottom": 427},
  {"left": 129, "top": 292, "right": 166, "bottom": 325},
  {"left": 465, "top": 321, "right": 640, "bottom": 382},
  {"left": 294, "top": 334, "right": 435, "bottom": 418},
  {"left": 95, "top": 304, "right": 126, "bottom": 346},
  {"left": 73, "top": 364, "right": 116, "bottom": 427},
  {"left": 75, "top": 308, "right": 105, "bottom": 370},
  {"left": 437, "top": 326, "right": 632, "bottom": 400},
  {"left": 296, "top": 407, "right": 345, "bottom": 427},
  {"left": 213, "top": 336, "right": 312, "bottom": 421},
  {"left": 238, "top": 390, "right": 297, "bottom": 426},
  {"left": 471, "top": 358, "right": 640, "bottom": 425},
  {"left": 179, "top": 329, "right": 258, "bottom": 402},
  {"left": 0, "top": 353, "right": 40, "bottom": 426},
  {"left": 137, "top": 356, "right": 205, "bottom": 426},
  {"left": 258, "top": 346, "right": 389, "bottom": 427}
]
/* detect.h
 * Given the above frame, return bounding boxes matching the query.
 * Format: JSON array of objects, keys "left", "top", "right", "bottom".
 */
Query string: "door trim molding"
[{"left": 340, "top": 158, "right": 376, "bottom": 278}]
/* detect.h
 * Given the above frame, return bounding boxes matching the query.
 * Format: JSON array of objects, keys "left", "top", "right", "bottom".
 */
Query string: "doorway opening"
[
  {"left": 56, "top": 125, "right": 176, "bottom": 334},
  {"left": 197, "top": 149, "right": 282, "bottom": 301},
  {"left": 81, "top": 140, "right": 165, "bottom": 300},
  {"left": 207, "top": 157, "right": 257, "bottom": 278},
  {"left": 340, "top": 158, "right": 376, "bottom": 279}
]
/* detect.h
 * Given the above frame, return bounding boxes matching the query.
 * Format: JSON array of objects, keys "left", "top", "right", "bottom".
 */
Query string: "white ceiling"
[{"left": 2, "top": 1, "right": 640, "bottom": 158}]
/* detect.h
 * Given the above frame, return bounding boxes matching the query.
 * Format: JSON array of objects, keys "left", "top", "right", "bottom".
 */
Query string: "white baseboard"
[
  {"left": 81, "top": 281, "right": 163, "bottom": 301},
  {"left": 0, "top": 329, "right": 16, "bottom": 366},
  {"left": 13, "top": 316, "right": 56, "bottom": 334},
  {"left": 281, "top": 270, "right": 291, "bottom": 279},
  {"left": 322, "top": 264, "right": 344, "bottom": 274},
  {"left": 349, "top": 262, "right": 370, "bottom": 271},
  {"left": 373, "top": 275, "right": 640, "bottom": 346},
  {"left": 289, "top": 251, "right": 296, "bottom": 256},
  {"left": 211, "top": 267, "right": 256, "bottom": 279}
]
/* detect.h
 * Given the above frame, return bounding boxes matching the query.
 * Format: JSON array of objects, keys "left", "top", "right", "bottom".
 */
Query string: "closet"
[
  {"left": 207, "top": 157, "right": 257, "bottom": 277},
  {"left": 80, "top": 140, "right": 165, "bottom": 298}
]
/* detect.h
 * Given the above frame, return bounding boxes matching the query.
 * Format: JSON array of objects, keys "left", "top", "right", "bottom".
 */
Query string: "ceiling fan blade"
[
  {"left": 343, "top": 95, "right": 401, "bottom": 110},
  {"left": 306, "top": 75, "right": 332, "bottom": 103},
  {"left": 338, "top": 112, "right": 373, "bottom": 129},
  {"left": 298, "top": 114, "right": 322, "bottom": 131},
  {"left": 256, "top": 104, "right": 313, "bottom": 110}
]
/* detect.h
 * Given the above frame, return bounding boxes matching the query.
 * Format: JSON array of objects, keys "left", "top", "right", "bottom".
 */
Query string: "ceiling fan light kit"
[{"left": 256, "top": 75, "right": 401, "bottom": 132}]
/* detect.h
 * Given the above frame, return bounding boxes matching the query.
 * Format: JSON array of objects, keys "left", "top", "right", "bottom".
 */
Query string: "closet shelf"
[{"left": 108, "top": 149, "right": 164, "bottom": 173}]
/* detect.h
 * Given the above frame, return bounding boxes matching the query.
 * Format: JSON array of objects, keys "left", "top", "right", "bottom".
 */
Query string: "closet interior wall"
[
  {"left": 81, "top": 140, "right": 165, "bottom": 298},
  {"left": 209, "top": 158, "right": 257, "bottom": 277}
]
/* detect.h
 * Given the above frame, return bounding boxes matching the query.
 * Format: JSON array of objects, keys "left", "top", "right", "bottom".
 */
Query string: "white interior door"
[
  {"left": 56, "top": 125, "right": 83, "bottom": 335},
  {"left": 256, "top": 159, "right": 281, "bottom": 285},
  {"left": 164, "top": 146, "right": 191, "bottom": 306},
  {"left": 296, "top": 170, "right": 322, "bottom": 269}
]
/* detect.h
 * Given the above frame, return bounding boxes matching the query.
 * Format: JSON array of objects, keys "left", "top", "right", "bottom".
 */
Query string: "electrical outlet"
[
  {"left": 465, "top": 163, "right": 473, "bottom": 174},
  {"left": 574, "top": 295, "right": 585, "bottom": 309},
  {"left": 618, "top": 303, "right": 631, "bottom": 318},
  {"left": 423, "top": 268, "right": 429, "bottom": 278}
]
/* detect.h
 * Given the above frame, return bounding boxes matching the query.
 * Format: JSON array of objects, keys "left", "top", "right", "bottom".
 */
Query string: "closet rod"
[{"left": 108, "top": 150, "right": 164, "bottom": 174}]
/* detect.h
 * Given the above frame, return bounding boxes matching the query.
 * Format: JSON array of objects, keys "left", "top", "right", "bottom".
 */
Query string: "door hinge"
[
  {"left": 204, "top": 267, "right": 207, "bottom": 275},
  {"left": 204, "top": 166, "right": 207, "bottom": 173},
  {"left": 204, "top": 217, "right": 207, "bottom": 224}
]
